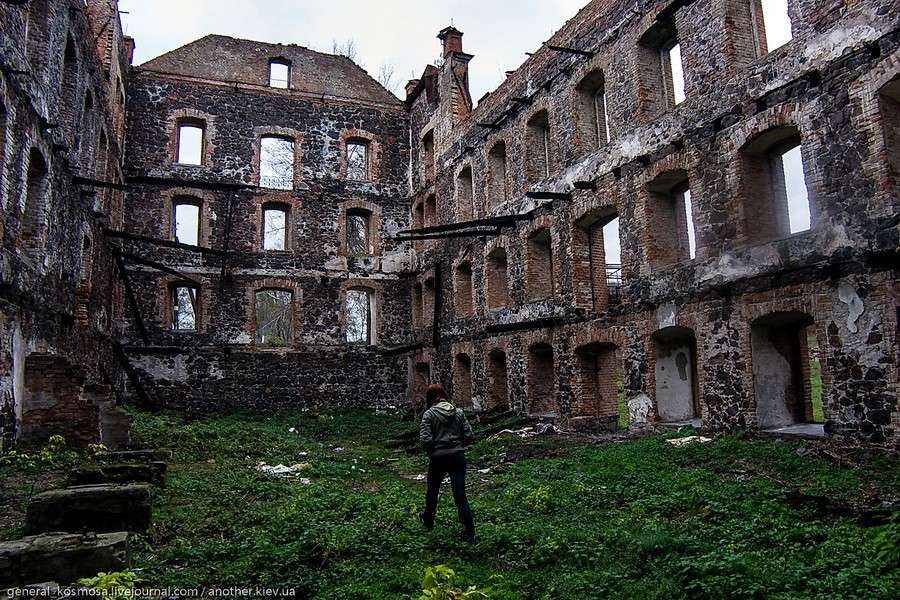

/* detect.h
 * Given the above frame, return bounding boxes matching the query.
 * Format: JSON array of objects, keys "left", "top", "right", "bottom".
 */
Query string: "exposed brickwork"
[
  {"left": 1, "top": 0, "right": 131, "bottom": 449},
  {"left": 405, "top": 0, "right": 899, "bottom": 449}
]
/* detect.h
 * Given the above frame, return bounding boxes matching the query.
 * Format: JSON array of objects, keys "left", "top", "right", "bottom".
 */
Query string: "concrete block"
[
  {"left": 67, "top": 461, "right": 166, "bottom": 486},
  {"left": 25, "top": 485, "right": 151, "bottom": 535},
  {"left": 0, "top": 531, "right": 129, "bottom": 587}
]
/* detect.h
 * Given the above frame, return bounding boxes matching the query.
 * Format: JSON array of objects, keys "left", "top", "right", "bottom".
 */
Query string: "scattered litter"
[
  {"left": 536, "top": 423, "right": 560, "bottom": 435},
  {"left": 297, "top": 478, "right": 311, "bottom": 485},
  {"left": 488, "top": 427, "right": 536, "bottom": 440},
  {"left": 255, "top": 462, "right": 310, "bottom": 477},
  {"left": 297, "top": 451, "right": 309, "bottom": 457},
  {"left": 288, "top": 427, "right": 296, "bottom": 433},
  {"left": 476, "top": 468, "right": 491, "bottom": 474},
  {"left": 333, "top": 447, "right": 345, "bottom": 453},
  {"left": 401, "top": 473, "right": 427, "bottom": 481},
  {"left": 666, "top": 436, "right": 712, "bottom": 447},
  {"left": 796, "top": 447, "right": 811, "bottom": 457}
]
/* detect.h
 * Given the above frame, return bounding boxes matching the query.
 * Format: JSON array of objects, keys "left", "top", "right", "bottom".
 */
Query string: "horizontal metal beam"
[
  {"left": 117, "top": 250, "right": 202, "bottom": 286},
  {"left": 104, "top": 228, "right": 232, "bottom": 256},
  {"left": 394, "top": 228, "right": 503, "bottom": 241},
  {"left": 525, "top": 190, "right": 572, "bottom": 201},
  {"left": 73, "top": 176, "right": 128, "bottom": 191},
  {"left": 125, "top": 174, "right": 255, "bottom": 191}
]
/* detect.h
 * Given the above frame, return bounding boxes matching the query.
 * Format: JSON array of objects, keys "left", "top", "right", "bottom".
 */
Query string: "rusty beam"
[
  {"left": 117, "top": 250, "right": 201, "bottom": 286},
  {"left": 73, "top": 176, "right": 128, "bottom": 191},
  {"left": 104, "top": 228, "right": 231, "bottom": 256}
]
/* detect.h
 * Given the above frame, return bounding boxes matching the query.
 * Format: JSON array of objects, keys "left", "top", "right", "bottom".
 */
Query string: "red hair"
[{"left": 425, "top": 383, "right": 447, "bottom": 407}]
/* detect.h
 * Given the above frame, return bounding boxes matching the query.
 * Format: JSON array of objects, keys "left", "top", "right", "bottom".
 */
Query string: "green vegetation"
[{"left": 120, "top": 410, "right": 900, "bottom": 598}]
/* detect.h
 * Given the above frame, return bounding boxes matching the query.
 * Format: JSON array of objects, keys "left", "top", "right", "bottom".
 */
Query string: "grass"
[{"left": 3, "top": 410, "right": 898, "bottom": 598}]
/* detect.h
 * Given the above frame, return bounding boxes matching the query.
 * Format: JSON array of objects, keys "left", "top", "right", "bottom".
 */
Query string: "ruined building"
[{"left": 0, "top": 0, "right": 897, "bottom": 451}]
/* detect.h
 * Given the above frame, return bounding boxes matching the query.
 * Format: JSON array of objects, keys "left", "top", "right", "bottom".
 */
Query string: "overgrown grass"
[{"left": 120, "top": 409, "right": 899, "bottom": 598}]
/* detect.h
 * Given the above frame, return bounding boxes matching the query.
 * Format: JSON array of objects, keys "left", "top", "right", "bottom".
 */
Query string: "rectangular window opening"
[
  {"left": 172, "top": 285, "right": 197, "bottom": 331},
  {"left": 177, "top": 124, "right": 203, "bottom": 165},
  {"left": 263, "top": 206, "right": 289, "bottom": 250},
  {"left": 260, "top": 137, "right": 294, "bottom": 189},
  {"left": 346, "top": 289, "right": 372, "bottom": 344},
  {"left": 347, "top": 142, "right": 368, "bottom": 180},
  {"left": 269, "top": 61, "right": 290, "bottom": 88},
  {"left": 255, "top": 289, "right": 292, "bottom": 346},
  {"left": 760, "top": 0, "right": 793, "bottom": 52},
  {"left": 346, "top": 212, "right": 371, "bottom": 256},
  {"left": 173, "top": 201, "right": 200, "bottom": 246}
]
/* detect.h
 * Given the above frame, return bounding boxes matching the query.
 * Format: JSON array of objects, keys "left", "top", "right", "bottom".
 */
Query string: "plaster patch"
[
  {"left": 656, "top": 302, "right": 677, "bottom": 329},
  {"left": 837, "top": 283, "right": 865, "bottom": 334},
  {"left": 628, "top": 393, "right": 652, "bottom": 425}
]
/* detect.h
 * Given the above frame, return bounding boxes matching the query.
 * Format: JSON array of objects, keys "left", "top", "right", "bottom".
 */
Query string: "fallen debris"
[
  {"left": 255, "top": 462, "right": 310, "bottom": 478},
  {"left": 666, "top": 435, "right": 712, "bottom": 447}
]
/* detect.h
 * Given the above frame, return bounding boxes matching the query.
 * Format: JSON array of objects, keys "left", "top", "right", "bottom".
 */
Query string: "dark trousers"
[{"left": 423, "top": 451, "right": 475, "bottom": 534}]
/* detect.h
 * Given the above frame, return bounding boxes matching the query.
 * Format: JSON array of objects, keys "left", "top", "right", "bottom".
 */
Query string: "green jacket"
[{"left": 419, "top": 401, "right": 475, "bottom": 457}]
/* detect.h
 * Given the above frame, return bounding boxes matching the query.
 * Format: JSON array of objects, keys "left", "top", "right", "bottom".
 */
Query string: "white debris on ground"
[
  {"left": 255, "top": 462, "right": 311, "bottom": 480},
  {"left": 487, "top": 423, "right": 564, "bottom": 440},
  {"left": 666, "top": 435, "right": 713, "bottom": 447}
]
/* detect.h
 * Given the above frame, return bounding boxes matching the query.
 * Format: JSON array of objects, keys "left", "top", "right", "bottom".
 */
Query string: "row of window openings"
[
  {"left": 176, "top": 127, "right": 370, "bottom": 184},
  {"left": 173, "top": 202, "right": 373, "bottom": 255},
  {"left": 432, "top": 1, "right": 795, "bottom": 204},
  {"left": 434, "top": 139, "right": 811, "bottom": 315},
  {"left": 171, "top": 286, "right": 374, "bottom": 345},
  {"left": 446, "top": 135, "right": 810, "bottom": 258}
]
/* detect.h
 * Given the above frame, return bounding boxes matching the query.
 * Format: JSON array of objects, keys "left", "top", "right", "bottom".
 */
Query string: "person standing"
[{"left": 418, "top": 383, "right": 476, "bottom": 543}]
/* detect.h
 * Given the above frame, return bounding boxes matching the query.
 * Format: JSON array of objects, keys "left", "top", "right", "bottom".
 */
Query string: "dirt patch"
[{"left": 0, "top": 470, "right": 67, "bottom": 538}]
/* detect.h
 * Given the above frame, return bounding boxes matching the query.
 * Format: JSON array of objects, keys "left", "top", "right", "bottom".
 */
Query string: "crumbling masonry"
[{"left": 0, "top": 0, "right": 897, "bottom": 451}]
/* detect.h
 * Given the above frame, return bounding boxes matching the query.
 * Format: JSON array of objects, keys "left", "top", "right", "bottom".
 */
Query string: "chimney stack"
[
  {"left": 437, "top": 26, "right": 464, "bottom": 58},
  {"left": 405, "top": 79, "right": 420, "bottom": 100}
]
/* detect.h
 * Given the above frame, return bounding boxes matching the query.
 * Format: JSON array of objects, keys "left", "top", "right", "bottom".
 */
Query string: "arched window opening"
[
  {"left": 422, "top": 130, "right": 435, "bottom": 185},
  {"left": 269, "top": 59, "right": 291, "bottom": 88},
  {"left": 653, "top": 326, "right": 699, "bottom": 423},
  {"left": 172, "top": 197, "right": 201, "bottom": 246},
  {"left": 486, "top": 349, "right": 509, "bottom": 410},
  {"left": 454, "top": 261, "right": 473, "bottom": 318},
  {"left": 527, "top": 343, "right": 556, "bottom": 415},
  {"left": 453, "top": 353, "right": 473, "bottom": 408},
  {"left": 22, "top": 148, "right": 49, "bottom": 250},
  {"left": 60, "top": 37, "right": 78, "bottom": 127},
  {"left": 573, "top": 208, "right": 621, "bottom": 310},
  {"left": 487, "top": 141, "right": 508, "bottom": 208},
  {"left": 346, "top": 139, "right": 369, "bottom": 180},
  {"left": 756, "top": 0, "right": 794, "bottom": 54},
  {"left": 412, "top": 282, "right": 424, "bottom": 328},
  {"left": 645, "top": 169, "right": 696, "bottom": 269},
  {"left": 346, "top": 288, "right": 373, "bottom": 344},
  {"left": 255, "top": 289, "right": 293, "bottom": 346},
  {"left": 637, "top": 17, "right": 685, "bottom": 116},
  {"left": 526, "top": 110, "right": 552, "bottom": 183},
  {"left": 260, "top": 136, "right": 294, "bottom": 189},
  {"left": 575, "top": 70, "right": 610, "bottom": 154},
  {"left": 346, "top": 209, "right": 372, "bottom": 256},
  {"left": 262, "top": 203, "right": 290, "bottom": 251},
  {"left": 176, "top": 119, "right": 205, "bottom": 165},
  {"left": 526, "top": 227, "right": 554, "bottom": 300},
  {"left": 740, "top": 125, "right": 811, "bottom": 243},
  {"left": 486, "top": 247, "right": 509, "bottom": 309},
  {"left": 751, "top": 311, "right": 823, "bottom": 431},
  {"left": 878, "top": 77, "right": 900, "bottom": 188},
  {"left": 574, "top": 342, "right": 622, "bottom": 430},
  {"left": 171, "top": 284, "right": 198, "bottom": 331},
  {"left": 456, "top": 166, "right": 474, "bottom": 220}
]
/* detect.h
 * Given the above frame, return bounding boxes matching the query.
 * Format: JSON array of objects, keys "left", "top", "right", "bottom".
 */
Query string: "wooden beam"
[
  {"left": 73, "top": 176, "right": 128, "bottom": 191},
  {"left": 396, "top": 212, "right": 532, "bottom": 236},
  {"left": 573, "top": 180, "right": 597, "bottom": 191},
  {"left": 113, "top": 250, "right": 149, "bottom": 345},
  {"left": 117, "top": 250, "right": 201, "bottom": 286},
  {"left": 395, "top": 228, "right": 503, "bottom": 242},
  {"left": 379, "top": 341, "right": 426, "bottom": 356},
  {"left": 476, "top": 121, "right": 503, "bottom": 130},
  {"left": 104, "top": 228, "right": 231, "bottom": 256}
]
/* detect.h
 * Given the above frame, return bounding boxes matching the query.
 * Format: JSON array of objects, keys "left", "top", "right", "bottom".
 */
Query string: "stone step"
[
  {"left": 25, "top": 485, "right": 152, "bottom": 535},
  {"left": 67, "top": 461, "right": 167, "bottom": 486},
  {"left": 96, "top": 449, "right": 171, "bottom": 463},
  {"left": 0, "top": 531, "right": 129, "bottom": 587}
]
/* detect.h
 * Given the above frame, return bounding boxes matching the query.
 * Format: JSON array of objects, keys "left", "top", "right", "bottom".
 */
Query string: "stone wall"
[
  {"left": 0, "top": 0, "right": 132, "bottom": 448},
  {"left": 121, "top": 38, "right": 413, "bottom": 413},
  {"left": 405, "top": 0, "right": 899, "bottom": 448}
]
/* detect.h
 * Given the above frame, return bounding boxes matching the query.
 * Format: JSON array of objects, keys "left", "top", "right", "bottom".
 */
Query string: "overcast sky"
[{"left": 118, "top": 0, "right": 586, "bottom": 101}]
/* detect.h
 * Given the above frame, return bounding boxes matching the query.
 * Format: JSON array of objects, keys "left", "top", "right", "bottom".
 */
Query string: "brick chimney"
[
  {"left": 123, "top": 36, "right": 136, "bottom": 66},
  {"left": 437, "top": 26, "right": 464, "bottom": 58},
  {"left": 405, "top": 79, "right": 420, "bottom": 100}
]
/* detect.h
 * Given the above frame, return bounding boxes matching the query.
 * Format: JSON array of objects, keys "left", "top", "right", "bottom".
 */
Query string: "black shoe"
[{"left": 419, "top": 512, "right": 434, "bottom": 531}]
